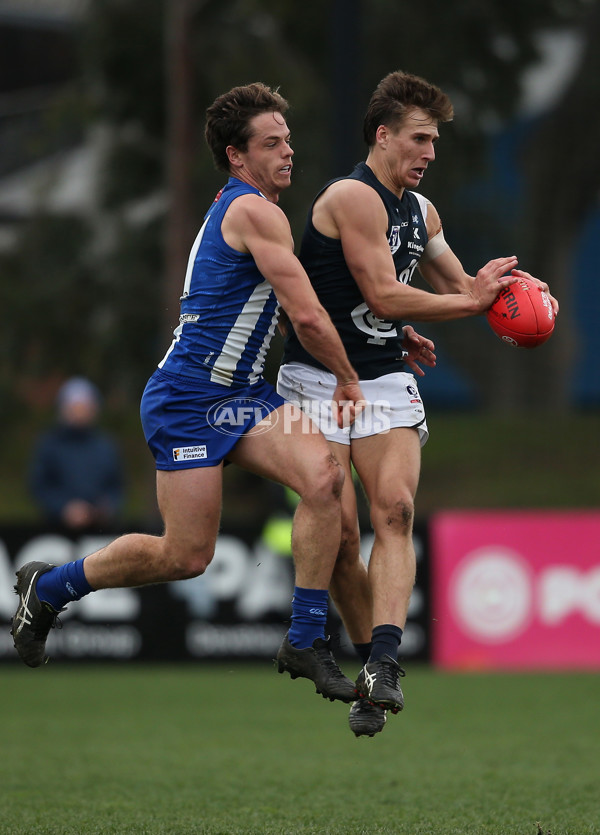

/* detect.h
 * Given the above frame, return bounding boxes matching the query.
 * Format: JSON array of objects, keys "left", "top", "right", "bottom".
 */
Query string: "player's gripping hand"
[
  {"left": 401, "top": 325, "right": 436, "bottom": 377},
  {"left": 333, "top": 381, "right": 367, "bottom": 429},
  {"left": 470, "top": 256, "right": 519, "bottom": 312},
  {"left": 511, "top": 269, "right": 559, "bottom": 316}
]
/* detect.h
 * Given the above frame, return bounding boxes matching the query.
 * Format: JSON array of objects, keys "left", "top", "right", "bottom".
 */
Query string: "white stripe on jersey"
[
  {"left": 158, "top": 324, "right": 182, "bottom": 369},
  {"left": 250, "top": 304, "right": 280, "bottom": 383},
  {"left": 182, "top": 215, "right": 210, "bottom": 298},
  {"left": 158, "top": 216, "right": 210, "bottom": 370},
  {"left": 411, "top": 191, "right": 430, "bottom": 223},
  {"left": 210, "top": 279, "right": 273, "bottom": 386}
]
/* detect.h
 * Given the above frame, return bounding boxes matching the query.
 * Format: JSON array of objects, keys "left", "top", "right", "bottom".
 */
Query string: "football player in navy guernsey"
[
  {"left": 278, "top": 70, "right": 559, "bottom": 736},
  {"left": 11, "top": 83, "right": 370, "bottom": 702}
]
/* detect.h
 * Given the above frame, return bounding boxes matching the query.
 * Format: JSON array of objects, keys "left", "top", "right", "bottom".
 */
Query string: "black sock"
[
  {"left": 353, "top": 642, "right": 372, "bottom": 665},
  {"left": 369, "top": 624, "right": 403, "bottom": 663}
]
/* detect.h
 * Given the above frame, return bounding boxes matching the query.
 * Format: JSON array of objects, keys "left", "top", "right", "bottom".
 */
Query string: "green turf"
[{"left": 0, "top": 664, "right": 598, "bottom": 834}]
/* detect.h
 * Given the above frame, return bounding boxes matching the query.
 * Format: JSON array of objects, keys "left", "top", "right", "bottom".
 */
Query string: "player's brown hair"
[
  {"left": 363, "top": 71, "right": 454, "bottom": 146},
  {"left": 205, "top": 82, "right": 289, "bottom": 173}
]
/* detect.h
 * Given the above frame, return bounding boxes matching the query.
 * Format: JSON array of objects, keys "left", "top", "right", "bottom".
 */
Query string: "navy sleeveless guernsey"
[{"left": 282, "top": 162, "right": 429, "bottom": 380}]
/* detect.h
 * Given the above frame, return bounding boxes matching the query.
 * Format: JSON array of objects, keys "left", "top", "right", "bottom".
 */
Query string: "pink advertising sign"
[{"left": 431, "top": 511, "right": 600, "bottom": 670}]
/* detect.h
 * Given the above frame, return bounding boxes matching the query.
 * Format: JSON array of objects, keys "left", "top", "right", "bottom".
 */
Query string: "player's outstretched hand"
[
  {"left": 470, "top": 256, "right": 519, "bottom": 312},
  {"left": 511, "top": 269, "right": 559, "bottom": 316},
  {"left": 401, "top": 325, "right": 436, "bottom": 377},
  {"left": 333, "top": 381, "right": 367, "bottom": 429}
]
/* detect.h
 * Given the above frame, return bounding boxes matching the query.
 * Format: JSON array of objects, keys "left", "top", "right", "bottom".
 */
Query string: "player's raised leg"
[
  {"left": 229, "top": 402, "right": 355, "bottom": 702},
  {"left": 12, "top": 466, "right": 224, "bottom": 667}
]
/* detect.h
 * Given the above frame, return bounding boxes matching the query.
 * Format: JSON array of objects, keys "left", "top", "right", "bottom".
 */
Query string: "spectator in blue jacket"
[{"left": 28, "top": 377, "right": 125, "bottom": 530}]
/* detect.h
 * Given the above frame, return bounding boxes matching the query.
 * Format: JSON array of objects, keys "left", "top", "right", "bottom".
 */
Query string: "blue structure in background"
[
  {"left": 416, "top": 115, "right": 600, "bottom": 410},
  {"left": 573, "top": 210, "right": 600, "bottom": 406}
]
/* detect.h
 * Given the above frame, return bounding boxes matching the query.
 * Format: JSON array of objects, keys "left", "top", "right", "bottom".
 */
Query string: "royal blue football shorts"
[{"left": 140, "top": 369, "right": 286, "bottom": 469}]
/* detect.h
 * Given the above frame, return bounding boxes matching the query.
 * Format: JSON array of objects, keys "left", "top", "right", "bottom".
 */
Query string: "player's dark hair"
[
  {"left": 363, "top": 71, "right": 454, "bottom": 146},
  {"left": 205, "top": 82, "right": 289, "bottom": 172}
]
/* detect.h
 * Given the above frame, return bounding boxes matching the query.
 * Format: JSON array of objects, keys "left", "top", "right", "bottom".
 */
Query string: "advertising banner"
[
  {"left": 0, "top": 523, "right": 430, "bottom": 664},
  {"left": 431, "top": 511, "right": 600, "bottom": 670}
]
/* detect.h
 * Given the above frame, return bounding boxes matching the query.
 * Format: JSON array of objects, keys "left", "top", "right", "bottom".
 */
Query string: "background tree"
[
  {"left": 0, "top": 0, "right": 593, "bottom": 416},
  {"left": 518, "top": 0, "right": 600, "bottom": 412}
]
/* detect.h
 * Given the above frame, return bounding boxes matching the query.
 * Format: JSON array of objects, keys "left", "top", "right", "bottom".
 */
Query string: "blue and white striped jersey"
[{"left": 158, "top": 177, "right": 280, "bottom": 387}]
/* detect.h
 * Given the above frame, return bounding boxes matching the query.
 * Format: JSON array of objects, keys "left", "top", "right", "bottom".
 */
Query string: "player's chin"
[{"left": 276, "top": 169, "right": 292, "bottom": 187}]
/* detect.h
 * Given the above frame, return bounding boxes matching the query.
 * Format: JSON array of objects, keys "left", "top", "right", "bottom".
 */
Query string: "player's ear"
[
  {"left": 226, "top": 145, "right": 243, "bottom": 169},
  {"left": 376, "top": 124, "right": 388, "bottom": 150}
]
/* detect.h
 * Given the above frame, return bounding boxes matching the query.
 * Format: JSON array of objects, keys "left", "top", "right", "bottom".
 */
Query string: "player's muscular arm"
[
  {"left": 419, "top": 204, "right": 533, "bottom": 313},
  {"left": 227, "top": 195, "right": 358, "bottom": 385},
  {"left": 418, "top": 202, "right": 473, "bottom": 294},
  {"left": 327, "top": 183, "right": 515, "bottom": 321},
  {"left": 418, "top": 246, "right": 474, "bottom": 295}
]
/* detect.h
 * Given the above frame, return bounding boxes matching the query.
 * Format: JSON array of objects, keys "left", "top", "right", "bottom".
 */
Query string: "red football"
[{"left": 486, "top": 276, "right": 555, "bottom": 348}]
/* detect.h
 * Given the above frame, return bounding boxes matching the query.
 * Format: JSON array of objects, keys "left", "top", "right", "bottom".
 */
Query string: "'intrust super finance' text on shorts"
[
  {"left": 276, "top": 363, "right": 429, "bottom": 446},
  {"left": 141, "top": 369, "right": 285, "bottom": 469}
]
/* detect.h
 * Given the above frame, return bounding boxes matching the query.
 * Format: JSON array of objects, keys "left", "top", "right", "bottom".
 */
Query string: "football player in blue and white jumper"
[{"left": 11, "top": 83, "right": 367, "bottom": 702}]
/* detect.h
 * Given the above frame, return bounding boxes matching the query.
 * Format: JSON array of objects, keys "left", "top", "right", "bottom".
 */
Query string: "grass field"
[{"left": 1, "top": 664, "right": 598, "bottom": 834}]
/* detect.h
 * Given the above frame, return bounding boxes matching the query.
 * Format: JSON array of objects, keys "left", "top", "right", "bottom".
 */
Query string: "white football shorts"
[{"left": 276, "top": 362, "right": 429, "bottom": 446}]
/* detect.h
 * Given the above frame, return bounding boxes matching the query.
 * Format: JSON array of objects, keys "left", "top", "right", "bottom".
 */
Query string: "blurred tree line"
[{"left": 1, "top": 0, "right": 597, "bottom": 429}]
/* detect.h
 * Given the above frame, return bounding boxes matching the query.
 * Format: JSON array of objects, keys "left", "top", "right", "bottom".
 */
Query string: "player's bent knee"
[
  {"left": 175, "top": 560, "right": 211, "bottom": 581},
  {"left": 371, "top": 496, "right": 415, "bottom": 534},
  {"left": 339, "top": 524, "right": 360, "bottom": 559},
  {"left": 299, "top": 452, "right": 344, "bottom": 504},
  {"left": 164, "top": 541, "right": 215, "bottom": 580}
]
